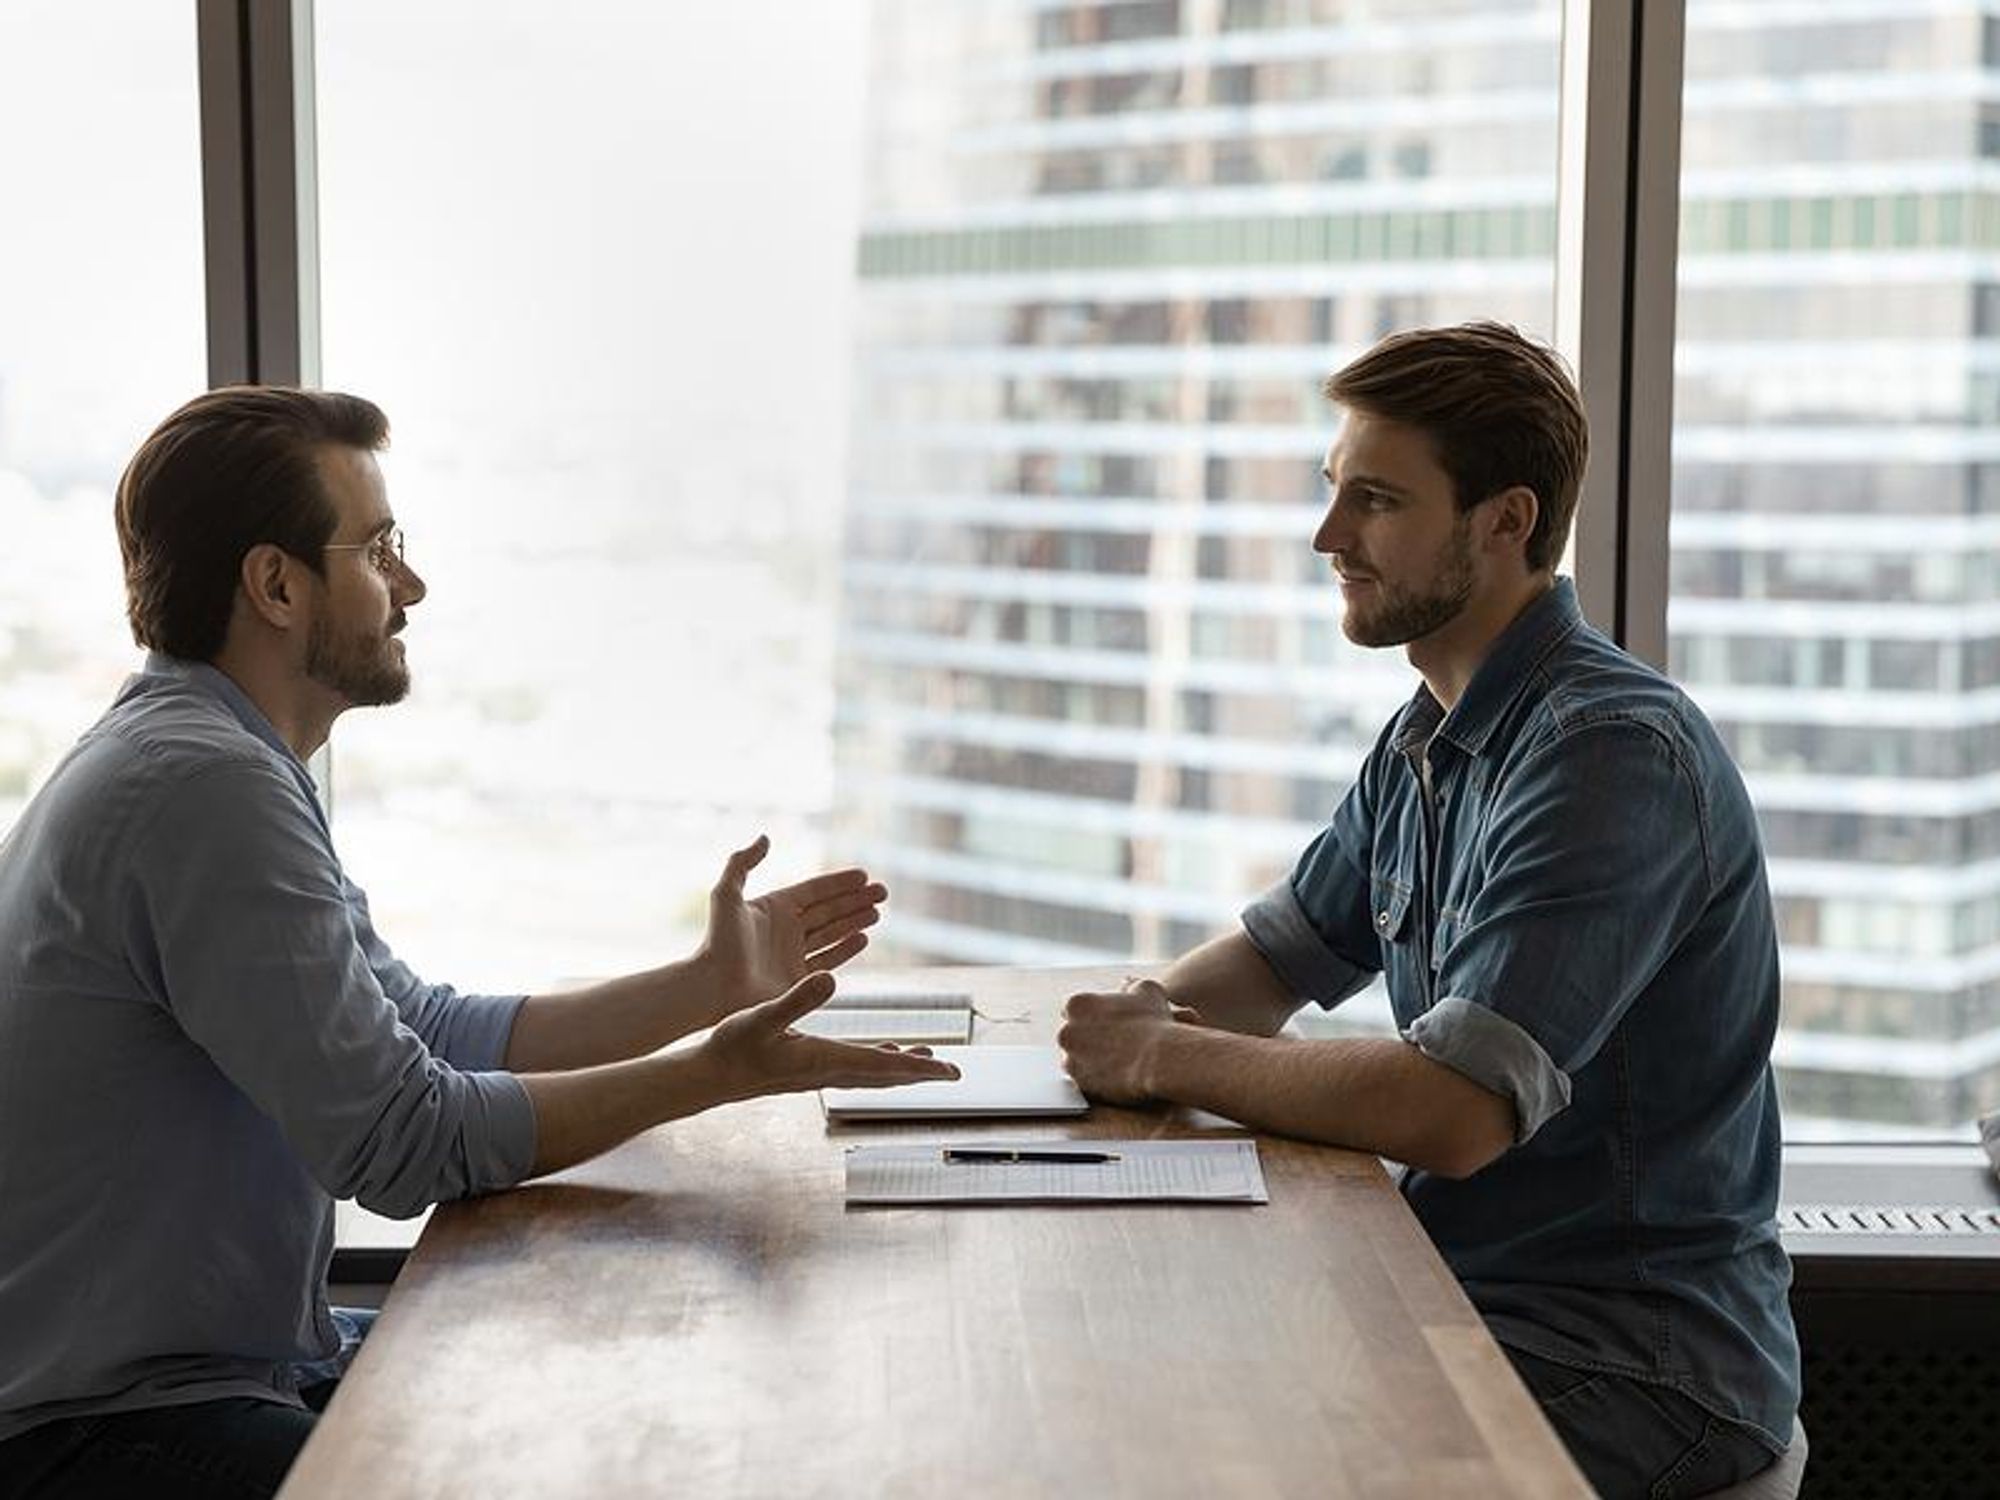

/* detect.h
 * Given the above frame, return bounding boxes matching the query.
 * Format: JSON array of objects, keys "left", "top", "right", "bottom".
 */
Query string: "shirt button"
[{"left": 1376, "top": 910, "right": 1392, "bottom": 930}]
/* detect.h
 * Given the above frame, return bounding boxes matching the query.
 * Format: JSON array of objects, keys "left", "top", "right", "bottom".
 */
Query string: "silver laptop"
[{"left": 821, "top": 1045, "right": 1089, "bottom": 1121}]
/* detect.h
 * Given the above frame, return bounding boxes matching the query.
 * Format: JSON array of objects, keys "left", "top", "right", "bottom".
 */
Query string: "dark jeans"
[
  {"left": 0, "top": 1398, "right": 317, "bottom": 1500},
  {"left": 0, "top": 1308, "right": 374, "bottom": 1500},
  {"left": 1505, "top": 1345, "right": 1781, "bottom": 1500}
]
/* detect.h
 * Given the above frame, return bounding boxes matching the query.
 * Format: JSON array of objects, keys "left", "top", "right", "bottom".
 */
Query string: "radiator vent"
[{"left": 1781, "top": 1204, "right": 2000, "bottom": 1236}]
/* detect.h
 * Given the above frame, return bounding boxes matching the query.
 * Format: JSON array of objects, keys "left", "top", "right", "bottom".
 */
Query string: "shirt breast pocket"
[{"left": 1367, "top": 873, "right": 1420, "bottom": 1011}]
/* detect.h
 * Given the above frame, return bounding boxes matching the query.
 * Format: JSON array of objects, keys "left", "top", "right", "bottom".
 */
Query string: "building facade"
[{"left": 836, "top": 0, "right": 2000, "bottom": 1135}]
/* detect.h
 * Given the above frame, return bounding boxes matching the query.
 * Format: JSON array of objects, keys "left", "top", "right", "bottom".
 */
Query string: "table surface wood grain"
[{"left": 279, "top": 966, "right": 1587, "bottom": 1499}]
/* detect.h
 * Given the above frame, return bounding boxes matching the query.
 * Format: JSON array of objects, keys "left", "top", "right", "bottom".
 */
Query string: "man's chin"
[
  {"left": 366, "top": 665, "right": 412, "bottom": 707},
  {"left": 316, "top": 663, "right": 411, "bottom": 710},
  {"left": 1339, "top": 609, "right": 1399, "bottom": 649}
]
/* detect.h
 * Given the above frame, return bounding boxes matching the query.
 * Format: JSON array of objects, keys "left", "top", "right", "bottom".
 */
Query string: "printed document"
[{"left": 844, "top": 1138, "right": 1268, "bottom": 1205}]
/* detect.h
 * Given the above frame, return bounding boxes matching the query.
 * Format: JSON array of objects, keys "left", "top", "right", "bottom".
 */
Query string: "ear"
[
  {"left": 1480, "top": 484, "right": 1541, "bottom": 563},
  {"left": 238, "top": 543, "right": 305, "bottom": 631}
]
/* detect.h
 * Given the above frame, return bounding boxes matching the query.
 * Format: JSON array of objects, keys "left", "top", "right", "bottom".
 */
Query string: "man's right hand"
[
  {"left": 520, "top": 970, "right": 960, "bottom": 1178},
  {"left": 701, "top": 971, "right": 961, "bottom": 1103}
]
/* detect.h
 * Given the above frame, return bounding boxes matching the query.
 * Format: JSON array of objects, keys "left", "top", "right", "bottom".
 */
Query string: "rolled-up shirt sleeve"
[
  {"left": 1242, "top": 876, "right": 1375, "bottom": 1010},
  {"left": 342, "top": 874, "right": 523, "bottom": 1069},
  {"left": 1242, "top": 766, "right": 1384, "bottom": 1010},
  {"left": 1404, "top": 997, "right": 1571, "bottom": 1142},
  {"left": 1427, "top": 721, "right": 1714, "bottom": 1142},
  {"left": 124, "top": 758, "right": 536, "bottom": 1218}
]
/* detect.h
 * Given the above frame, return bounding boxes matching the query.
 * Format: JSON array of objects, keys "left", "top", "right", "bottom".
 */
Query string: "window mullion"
[
  {"left": 195, "top": 0, "right": 319, "bottom": 390},
  {"left": 1555, "top": 0, "right": 1685, "bottom": 667}
]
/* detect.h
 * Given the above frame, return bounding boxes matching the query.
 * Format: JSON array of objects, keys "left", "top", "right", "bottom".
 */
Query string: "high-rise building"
[
  {"left": 1669, "top": 2, "right": 2000, "bottom": 1133},
  {"left": 835, "top": 0, "right": 2000, "bottom": 1137}
]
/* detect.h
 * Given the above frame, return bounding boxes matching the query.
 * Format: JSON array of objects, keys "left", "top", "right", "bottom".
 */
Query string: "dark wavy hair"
[
  {"left": 1325, "top": 322, "right": 1587, "bottom": 571},
  {"left": 115, "top": 387, "right": 388, "bottom": 660}
]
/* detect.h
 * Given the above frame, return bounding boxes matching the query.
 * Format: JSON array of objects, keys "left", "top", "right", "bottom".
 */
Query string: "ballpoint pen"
[{"left": 940, "top": 1147, "right": 1121, "bottom": 1164}]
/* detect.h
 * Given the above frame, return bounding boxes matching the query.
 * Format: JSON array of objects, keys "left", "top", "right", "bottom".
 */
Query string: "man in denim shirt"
[{"left": 1059, "top": 324, "right": 1800, "bottom": 1497}]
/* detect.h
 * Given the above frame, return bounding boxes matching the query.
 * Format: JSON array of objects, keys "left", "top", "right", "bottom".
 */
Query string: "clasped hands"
[{"left": 1057, "top": 977, "right": 1205, "bottom": 1106}]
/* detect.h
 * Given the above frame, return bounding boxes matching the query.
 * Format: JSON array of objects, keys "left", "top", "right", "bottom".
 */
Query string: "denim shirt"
[{"left": 1242, "top": 580, "right": 1800, "bottom": 1451}]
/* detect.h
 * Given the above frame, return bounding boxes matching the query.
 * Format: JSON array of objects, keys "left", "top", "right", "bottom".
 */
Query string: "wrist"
[
  {"left": 687, "top": 1028, "right": 766, "bottom": 1108},
  {"left": 676, "top": 948, "right": 727, "bottom": 1030},
  {"left": 1140, "top": 1015, "right": 1196, "bottom": 1098}
]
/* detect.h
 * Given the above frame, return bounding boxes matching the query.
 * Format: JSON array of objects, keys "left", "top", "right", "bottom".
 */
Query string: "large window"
[
  {"left": 314, "top": 4, "right": 873, "bottom": 988},
  {"left": 9, "top": 0, "right": 1988, "bottom": 1144},
  {"left": 1670, "top": 2, "right": 2000, "bottom": 1138},
  {"left": 312, "top": 1, "right": 1561, "bottom": 1012},
  {"left": 0, "top": 2, "right": 204, "bottom": 831},
  {"left": 839, "top": 0, "right": 1560, "bottom": 989}
]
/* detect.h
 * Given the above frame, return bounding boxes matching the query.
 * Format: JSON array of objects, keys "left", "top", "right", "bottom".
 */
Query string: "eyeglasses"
[{"left": 323, "top": 526, "right": 407, "bottom": 575}]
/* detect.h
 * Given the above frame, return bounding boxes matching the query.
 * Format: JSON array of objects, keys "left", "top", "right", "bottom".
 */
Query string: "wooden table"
[{"left": 279, "top": 967, "right": 1587, "bottom": 1498}]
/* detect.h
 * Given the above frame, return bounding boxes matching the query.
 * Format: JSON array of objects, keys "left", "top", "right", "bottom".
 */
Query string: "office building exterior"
[{"left": 835, "top": 0, "right": 2000, "bottom": 1135}]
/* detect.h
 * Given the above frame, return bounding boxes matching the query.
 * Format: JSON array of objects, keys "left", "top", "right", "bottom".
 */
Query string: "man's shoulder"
[
  {"left": 100, "top": 674, "right": 279, "bottom": 765},
  {"left": 54, "top": 681, "right": 306, "bottom": 827},
  {"left": 1523, "top": 628, "right": 1713, "bottom": 755},
  {"left": 1500, "top": 631, "right": 1756, "bottom": 851}
]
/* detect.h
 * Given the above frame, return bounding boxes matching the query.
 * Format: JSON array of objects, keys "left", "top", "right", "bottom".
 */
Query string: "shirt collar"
[
  {"left": 1390, "top": 577, "right": 1584, "bottom": 760},
  {"left": 136, "top": 651, "right": 306, "bottom": 770}
]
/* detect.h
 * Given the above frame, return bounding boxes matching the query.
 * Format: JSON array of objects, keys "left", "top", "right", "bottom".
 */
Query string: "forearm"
[
  {"left": 504, "top": 954, "right": 722, "bottom": 1072},
  {"left": 514, "top": 971, "right": 960, "bottom": 1176},
  {"left": 1160, "top": 930, "right": 1304, "bottom": 1036},
  {"left": 517, "top": 1046, "right": 745, "bottom": 1178},
  {"left": 1146, "top": 1026, "right": 1515, "bottom": 1178}
]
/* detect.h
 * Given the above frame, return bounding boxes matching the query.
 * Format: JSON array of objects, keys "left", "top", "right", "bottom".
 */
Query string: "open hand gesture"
[
  {"left": 701, "top": 834, "right": 886, "bottom": 1023},
  {"left": 704, "top": 972, "right": 960, "bottom": 1100}
]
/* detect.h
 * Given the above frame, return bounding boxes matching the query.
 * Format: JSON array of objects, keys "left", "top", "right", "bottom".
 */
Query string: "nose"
[
  {"left": 1312, "top": 496, "right": 1349, "bottom": 557},
  {"left": 392, "top": 558, "right": 427, "bottom": 608}
]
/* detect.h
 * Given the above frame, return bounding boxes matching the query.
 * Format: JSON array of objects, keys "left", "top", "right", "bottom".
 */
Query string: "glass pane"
[
  {"left": 0, "top": 2, "right": 204, "bottom": 837},
  {"left": 315, "top": 5, "right": 872, "bottom": 985},
  {"left": 1671, "top": 3, "right": 1998, "bottom": 1137},
  {"left": 841, "top": 0, "right": 1561, "bottom": 1017},
  {"left": 317, "top": 0, "right": 1560, "bottom": 1002}
]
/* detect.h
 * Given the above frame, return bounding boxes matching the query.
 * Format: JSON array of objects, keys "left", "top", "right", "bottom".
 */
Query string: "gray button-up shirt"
[
  {"left": 1244, "top": 580, "right": 1800, "bottom": 1451},
  {"left": 0, "top": 655, "right": 536, "bottom": 1440}
]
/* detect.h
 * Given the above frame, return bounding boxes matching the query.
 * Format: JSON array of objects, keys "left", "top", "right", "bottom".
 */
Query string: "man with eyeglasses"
[{"left": 0, "top": 387, "right": 956, "bottom": 1499}]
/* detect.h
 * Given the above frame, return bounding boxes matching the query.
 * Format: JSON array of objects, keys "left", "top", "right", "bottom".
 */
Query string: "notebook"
[
  {"left": 820, "top": 1045, "right": 1088, "bottom": 1121},
  {"left": 794, "top": 987, "right": 974, "bottom": 1045}
]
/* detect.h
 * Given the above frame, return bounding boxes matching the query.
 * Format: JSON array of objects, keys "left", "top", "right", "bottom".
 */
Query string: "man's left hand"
[
  {"left": 701, "top": 835, "right": 885, "bottom": 1021},
  {"left": 1057, "top": 979, "right": 1179, "bottom": 1105}
]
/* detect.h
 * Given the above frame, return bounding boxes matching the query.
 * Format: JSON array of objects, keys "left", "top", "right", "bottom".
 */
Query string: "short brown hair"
[
  {"left": 1323, "top": 322, "right": 1587, "bottom": 571},
  {"left": 115, "top": 387, "right": 388, "bottom": 661}
]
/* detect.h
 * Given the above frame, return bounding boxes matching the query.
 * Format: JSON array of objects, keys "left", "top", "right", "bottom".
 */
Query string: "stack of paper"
[
  {"left": 795, "top": 987, "right": 974, "bottom": 1045},
  {"left": 844, "top": 1138, "right": 1268, "bottom": 1205}
]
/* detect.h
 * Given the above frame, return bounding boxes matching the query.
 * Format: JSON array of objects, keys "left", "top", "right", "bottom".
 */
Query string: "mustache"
[{"left": 388, "top": 612, "right": 408, "bottom": 636}]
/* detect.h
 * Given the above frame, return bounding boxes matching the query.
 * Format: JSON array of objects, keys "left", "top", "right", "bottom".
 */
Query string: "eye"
[{"left": 368, "top": 527, "right": 406, "bottom": 573}]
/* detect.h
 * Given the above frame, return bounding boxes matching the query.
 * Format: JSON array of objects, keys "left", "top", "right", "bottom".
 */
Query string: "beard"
[
  {"left": 1340, "top": 515, "right": 1477, "bottom": 648},
  {"left": 306, "top": 608, "right": 410, "bottom": 707}
]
